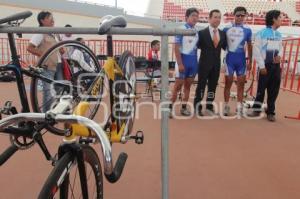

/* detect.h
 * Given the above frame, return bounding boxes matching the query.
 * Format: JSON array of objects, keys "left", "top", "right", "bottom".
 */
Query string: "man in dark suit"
[{"left": 194, "top": 9, "right": 227, "bottom": 116}]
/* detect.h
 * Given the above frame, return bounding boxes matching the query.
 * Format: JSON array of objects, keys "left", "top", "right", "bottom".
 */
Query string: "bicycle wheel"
[
  {"left": 30, "top": 40, "right": 103, "bottom": 135},
  {"left": 114, "top": 50, "right": 136, "bottom": 136},
  {"left": 38, "top": 145, "right": 103, "bottom": 199}
]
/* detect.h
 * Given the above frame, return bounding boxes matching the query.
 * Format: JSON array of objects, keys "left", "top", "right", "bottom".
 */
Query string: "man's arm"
[
  {"left": 197, "top": 31, "right": 202, "bottom": 49},
  {"left": 247, "top": 41, "right": 253, "bottom": 70},
  {"left": 246, "top": 29, "right": 253, "bottom": 70},
  {"left": 174, "top": 43, "right": 184, "bottom": 73},
  {"left": 27, "top": 34, "right": 43, "bottom": 57},
  {"left": 174, "top": 33, "right": 185, "bottom": 73},
  {"left": 222, "top": 31, "right": 227, "bottom": 50},
  {"left": 71, "top": 49, "right": 94, "bottom": 72},
  {"left": 274, "top": 36, "right": 283, "bottom": 64},
  {"left": 27, "top": 43, "right": 42, "bottom": 57},
  {"left": 253, "top": 33, "right": 267, "bottom": 74}
]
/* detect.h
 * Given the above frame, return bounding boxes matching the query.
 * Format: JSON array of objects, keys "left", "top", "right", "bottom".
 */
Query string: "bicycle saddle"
[
  {"left": 0, "top": 11, "right": 32, "bottom": 25},
  {"left": 98, "top": 15, "right": 127, "bottom": 34}
]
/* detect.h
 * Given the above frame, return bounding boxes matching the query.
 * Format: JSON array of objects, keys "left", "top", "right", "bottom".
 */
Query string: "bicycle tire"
[
  {"left": 38, "top": 145, "right": 103, "bottom": 199},
  {"left": 114, "top": 50, "right": 136, "bottom": 136},
  {"left": 30, "top": 40, "right": 103, "bottom": 136}
]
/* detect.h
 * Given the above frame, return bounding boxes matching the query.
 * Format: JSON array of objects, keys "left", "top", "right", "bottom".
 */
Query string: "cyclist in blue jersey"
[
  {"left": 169, "top": 8, "right": 199, "bottom": 118},
  {"left": 223, "top": 6, "right": 253, "bottom": 116},
  {"left": 249, "top": 10, "right": 283, "bottom": 122}
]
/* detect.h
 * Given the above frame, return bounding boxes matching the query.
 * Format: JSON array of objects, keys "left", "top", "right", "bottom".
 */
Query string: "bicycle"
[
  {"left": 0, "top": 11, "right": 102, "bottom": 136},
  {"left": 38, "top": 16, "right": 142, "bottom": 198},
  {"left": 36, "top": 15, "right": 139, "bottom": 143}
]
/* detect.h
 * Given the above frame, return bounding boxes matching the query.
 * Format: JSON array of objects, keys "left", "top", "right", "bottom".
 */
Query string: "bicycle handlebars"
[{"left": 0, "top": 112, "right": 127, "bottom": 183}]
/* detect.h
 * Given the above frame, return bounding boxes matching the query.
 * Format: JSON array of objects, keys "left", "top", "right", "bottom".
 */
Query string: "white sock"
[{"left": 237, "top": 102, "right": 243, "bottom": 109}]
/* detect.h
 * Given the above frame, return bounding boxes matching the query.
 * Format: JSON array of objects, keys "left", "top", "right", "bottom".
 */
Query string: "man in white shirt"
[
  {"left": 27, "top": 11, "right": 63, "bottom": 112},
  {"left": 59, "top": 24, "right": 74, "bottom": 41}
]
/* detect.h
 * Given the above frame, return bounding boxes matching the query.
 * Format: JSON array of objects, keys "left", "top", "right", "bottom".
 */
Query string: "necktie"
[{"left": 213, "top": 29, "right": 219, "bottom": 48}]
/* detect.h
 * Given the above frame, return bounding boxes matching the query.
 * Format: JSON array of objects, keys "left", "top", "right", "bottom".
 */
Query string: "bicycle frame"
[
  {"left": 70, "top": 34, "right": 129, "bottom": 143},
  {"left": 0, "top": 33, "right": 30, "bottom": 112}
]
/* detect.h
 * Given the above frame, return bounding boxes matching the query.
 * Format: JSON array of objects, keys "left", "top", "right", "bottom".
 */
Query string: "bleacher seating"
[
  {"left": 296, "top": 1, "right": 300, "bottom": 13},
  {"left": 162, "top": 0, "right": 209, "bottom": 22},
  {"left": 221, "top": 0, "right": 292, "bottom": 26},
  {"left": 162, "top": 0, "right": 298, "bottom": 26}
]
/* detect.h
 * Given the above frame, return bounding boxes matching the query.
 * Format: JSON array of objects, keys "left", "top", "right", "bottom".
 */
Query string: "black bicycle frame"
[
  {"left": 0, "top": 33, "right": 31, "bottom": 112},
  {"left": 107, "top": 35, "right": 116, "bottom": 124}
]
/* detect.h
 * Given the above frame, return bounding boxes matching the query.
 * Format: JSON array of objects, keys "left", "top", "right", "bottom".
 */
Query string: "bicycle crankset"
[{"left": 9, "top": 135, "right": 35, "bottom": 150}]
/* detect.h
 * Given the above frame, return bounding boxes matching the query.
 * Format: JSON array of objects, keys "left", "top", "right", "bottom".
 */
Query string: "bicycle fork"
[{"left": 57, "top": 143, "right": 89, "bottom": 199}]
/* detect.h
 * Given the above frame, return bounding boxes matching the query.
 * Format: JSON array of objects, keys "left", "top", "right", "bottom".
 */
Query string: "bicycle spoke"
[
  {"left": 91, "top": 172, "right": 97, "bottom": 199},
  {"left": 41, "top": 129, "right": 49, "bottom": 136},
  {"left": 38, "top": 98, "right": 55, "bottom": 110},
  {"left": 68, "top": 175, "right": 76, "bottom": 199},
  {"left": 87, "top": 167, "right": 93, "bottom": 182},
  {"left": 71, "top": 165, "right": 78, "bottom": 195},
  {"left": 67, "top": 183, "right": 76, "bottom": 199},
  {"left": 23, "top": 136, "right": 27, "bottom": 144},
  {"left": 86, "top": 164, "right": 97, "bottom": 199}
]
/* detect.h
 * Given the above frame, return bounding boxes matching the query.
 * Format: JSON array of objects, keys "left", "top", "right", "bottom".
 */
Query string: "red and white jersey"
[{"left": 147, "top": 49, "right": 159, "bottom": 61}]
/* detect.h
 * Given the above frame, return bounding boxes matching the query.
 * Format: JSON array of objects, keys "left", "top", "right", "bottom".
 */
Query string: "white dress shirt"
[{"left": 208, "top": 25, "right": 220, "bottom": 41}]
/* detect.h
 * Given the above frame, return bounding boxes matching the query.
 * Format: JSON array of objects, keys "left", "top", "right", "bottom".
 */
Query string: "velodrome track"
[{"left": 0, "top": 80, "right": 299, "bottom": 199}]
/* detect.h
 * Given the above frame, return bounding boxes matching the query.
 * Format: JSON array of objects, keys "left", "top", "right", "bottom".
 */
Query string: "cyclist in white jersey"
[{"left": 169, "top": 8, "right": 199, "bottom": 118}]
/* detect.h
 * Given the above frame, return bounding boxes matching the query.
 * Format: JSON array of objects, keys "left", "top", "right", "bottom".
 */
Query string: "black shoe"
[
  {"left": 195, "top": 109, "right": 204, "bottom": 117},
  {"left": 169, "top": 109, "right": 173, "bottom": 119},
  {"left": 267, "top": 114, "right": 276, "bottom": 122},
  {"left": 198, "top": 112, "right": 204, "bottom": 117}
]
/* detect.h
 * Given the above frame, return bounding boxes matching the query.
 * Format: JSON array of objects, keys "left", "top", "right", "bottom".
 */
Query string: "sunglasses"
[{"left": 235, "top": 14, "right": 246, "bottom": 17}]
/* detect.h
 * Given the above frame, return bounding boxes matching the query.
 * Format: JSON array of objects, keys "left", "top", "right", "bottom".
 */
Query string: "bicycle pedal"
[
  {"left": 2, "top": 101, "right": 12, "bottom": 114},
  {"left": 130, "top": 131, "right": 144, "bottom": 144},
  {"left": 1, "top": 101, "right": 18, "bottom": 115}
]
